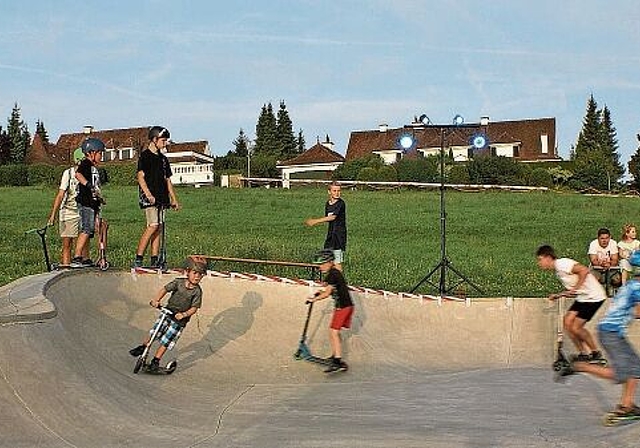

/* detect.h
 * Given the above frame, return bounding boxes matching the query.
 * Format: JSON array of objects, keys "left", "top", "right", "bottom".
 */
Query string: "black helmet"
[
  {"left": 148, "top": 126, "right": 170, "bottom": 141},
  {"left": 312, "top": 249, "right": 335, "bottom": 264},
  {"left": 81, "top": 138, "right": 105, "bottom": 154}
]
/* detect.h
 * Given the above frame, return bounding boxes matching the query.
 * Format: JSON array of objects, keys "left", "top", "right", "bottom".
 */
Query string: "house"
[
  {"left": 346, "top": 117, "right": 560, "bottom": 164},
  {"left": 27, "top": 125, "right": 214, "bottom": 186},
  {"left": 277, "top": 136, "right": 345, "bottom": 188}
]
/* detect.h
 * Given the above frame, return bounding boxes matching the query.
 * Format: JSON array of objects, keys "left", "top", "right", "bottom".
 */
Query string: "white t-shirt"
[
  {"left": 554, "top": 257, "right": 606, "bottom": 303},
  {"left": 587, "top": 239, "right": 618, "bottom": 265},
  {"left": 58, "top": 167, "right": 79, "bottom": 221}
]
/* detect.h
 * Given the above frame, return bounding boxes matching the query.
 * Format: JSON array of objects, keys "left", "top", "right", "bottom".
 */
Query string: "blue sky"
[{"left": 1, "top": 1, "right": 639, "bottom": 165}]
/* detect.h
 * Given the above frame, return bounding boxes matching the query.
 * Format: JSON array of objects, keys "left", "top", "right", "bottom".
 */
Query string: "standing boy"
[
  {"left": 47, "top": 148, "right": 85, "bottom": 266},
  {"left": 129, "top": 258, "right": 206, "bottom": 371},
  {"left": 134, "top": 126, "right": 179, "bottom": 268},
  {"left": 306, "top": 249, "right": 354, "bottom": 373},
  {"left": 570, "top": 251, "right": 640, "bottom": 417},
  {"left": 304, "top": 182, "right": 347, "bottom": 271},
  {"left": 71, "top": 138, "right": 105, "bottom": 267},
  {"left": 536, "top": 245, "right": 607, "bottom": 362}
]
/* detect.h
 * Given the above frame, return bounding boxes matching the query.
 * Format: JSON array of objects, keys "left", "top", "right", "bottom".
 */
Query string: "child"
[
  {"left": 71, "top": 138, "right": 105, "bottom": 267},
  {"left": 536, "top": 245, "right": 607, "bottom": 362},
  {"left": 129, "top": 258, "right": 206, "bottom": 371},
  {"left": 304, "top": 182, "right": 347, "bottom": 271},
  {"left": 569, "top": 250, "right": 640, "bottom": 417},
  {"left": 306, "top": 249, "right": 354, "bottom": 372},
  {"left": 133, "top": 126, "right": 179, "bottom": 268},
  {"left": 618, "top": 223, "right": 640, "bottom": 284},
  {"left": 47, "top": 148, "right": 85, "bottom": 266}
]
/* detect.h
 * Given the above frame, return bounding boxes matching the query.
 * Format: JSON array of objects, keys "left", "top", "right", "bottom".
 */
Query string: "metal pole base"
[{"left": 410, "top": 256, "right": 482, "bottom": 297}]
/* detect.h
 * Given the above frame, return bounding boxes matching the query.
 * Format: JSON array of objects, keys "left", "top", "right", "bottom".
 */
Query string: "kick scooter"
[
  {"left": 133, "top": 306, "right": 178, "bottom": 375},
  {"left": 25, "top": 223, "right": 54, "bottom": 272}
]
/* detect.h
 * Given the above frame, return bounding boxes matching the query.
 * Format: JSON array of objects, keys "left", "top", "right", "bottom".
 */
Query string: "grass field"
[{"left": 2, "top": 185, "right": 639, "bottom": 297}]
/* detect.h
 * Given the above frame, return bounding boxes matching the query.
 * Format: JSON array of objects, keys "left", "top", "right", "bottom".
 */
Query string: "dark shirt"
[
  {"left": 76, "top": 158, "right": 101, "bottom": 210},
  {"left": 324, "top": 267, "right": 353, "bottom": 309},
  {"left": 323, "top": 198, "right": 347, "bottom": 251},
  {"left": 164, "top": 278, "right": 202, "bottom": 327},
  {"left": 137, "top": 148, "right": 173, "bottom": 208}
]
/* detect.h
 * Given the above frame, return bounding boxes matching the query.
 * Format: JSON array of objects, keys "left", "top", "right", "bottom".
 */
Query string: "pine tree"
[
  {"left": 254, "top": 103, "right": 278, "bottom": 156},
  {"left": 276, "top": 100, "right": 296, "bottom": 158},
  {"left": 232, "top": 128, "right": 250, "bottom": 157},
  {"left": 0, "top": 126, "right": 10, "bottom": 165},
  {"left": 7, "top": 103, "right": 28, "bottom": 164},
  {"left": 296, "top": 129, "right": 305, "bottom": 154},
  {"left": 35, "top": 119, "right": 50, "bottom": 144},
  {"left": 628, "top": 134, "right": 640, "bottom": 191},
  {"left": 600, "top": 105, "right": 624, "bottom": 182}
]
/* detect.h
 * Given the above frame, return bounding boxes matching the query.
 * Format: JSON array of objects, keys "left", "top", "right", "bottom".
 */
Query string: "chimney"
[
  {"left": 379, "top": 123, "right": 389, "bottom": 132},
  {"left": 83, "top": 125, "right": 94, "bottom": 134},
  {"left": 321, "top": 134, "right": 334, "bottom": 151},
  {"left": 480, "top": 116, "right": 490, "bottom": 126}
]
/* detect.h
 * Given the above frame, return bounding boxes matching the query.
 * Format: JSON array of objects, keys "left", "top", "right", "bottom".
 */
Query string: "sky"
[{"left": 1, "top": 1, "right": 639, "bottom": 166}]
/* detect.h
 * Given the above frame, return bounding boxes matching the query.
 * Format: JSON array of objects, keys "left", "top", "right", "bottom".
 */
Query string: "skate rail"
[{"left": 193, "top": 255, "right": 322, "bottom": 282}]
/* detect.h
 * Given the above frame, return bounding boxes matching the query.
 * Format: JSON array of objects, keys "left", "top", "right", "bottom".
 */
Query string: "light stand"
[{"left": 404, "top": 115, "right": 484, "bottom": 298}]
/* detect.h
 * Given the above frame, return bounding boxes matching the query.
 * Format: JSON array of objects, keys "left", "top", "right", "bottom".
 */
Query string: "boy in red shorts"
[{"left": 307, "top": 249, "right": 354, "bottom": 372}]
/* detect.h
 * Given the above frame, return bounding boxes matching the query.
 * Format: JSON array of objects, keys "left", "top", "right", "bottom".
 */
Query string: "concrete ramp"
[{"left": 1, "top": 271, "right": 640, "bottom": 447}]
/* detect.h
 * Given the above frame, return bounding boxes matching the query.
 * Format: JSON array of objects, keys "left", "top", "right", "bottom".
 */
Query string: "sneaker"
[
  {"left": 570, "top": 353, "right": 591, "bottom": 363},
  {"left": 81, "top": 259, "right": 94, "bottom": 267},
  {"left": 147, "top": 358, "right": 160, "bottom": 372},
  {"left": 590, "top": 351, "right": 605, "bottom": 362},
  {"left": 150, "top": 256, "right": 159, "bottom": 268},
  {"left": 324, "top": 359, "right": 348, "bottom": 373},
  {"left": 70, "top": 257, "right": 84, "bottom": 268},
  {"left": 132, "top": 257, "right": 143, "bottom": 268},
  {"left": 129, "top": 345, "right": 145, "bottom": 357},
  {"left": 614, "top": 404, "right": 640, "bottom": 417}
]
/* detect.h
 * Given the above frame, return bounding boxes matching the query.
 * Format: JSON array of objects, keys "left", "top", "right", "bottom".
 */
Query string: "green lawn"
[{"left": 1, "top": 185, "right": 637, "bottom": 297}]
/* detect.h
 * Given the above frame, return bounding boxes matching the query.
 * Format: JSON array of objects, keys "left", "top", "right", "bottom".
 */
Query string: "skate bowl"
[{"left": 2, "top": 270, "right": 640, "bottom": 447}]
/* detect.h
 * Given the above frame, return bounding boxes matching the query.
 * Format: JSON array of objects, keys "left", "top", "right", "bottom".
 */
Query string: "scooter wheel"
[
  {"left": 134, "top": 356, "right": 144, "bottom": 374},
  {"left": 98, "top": 261, "right": 110, "bottom": 271}
]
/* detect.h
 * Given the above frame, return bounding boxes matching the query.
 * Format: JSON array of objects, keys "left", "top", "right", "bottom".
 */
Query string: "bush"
[
  {"left": 395, "top": 156, "right": 439, "bottom": 183},
  {"left": 27, "top": 164, "right": 67, "bottom": 187},
  {"left": 0, "top": 164, "right": 29, "bottom": 186},
  {"left": 527, "top": 168, "right": 553, "bottom": 188},
  {"left": 102, "top": 163, "right": 137, "bottom": 186},
  {"left": 467, "top": 156, "right": 528, "bottom": 185},
  {"left": 448, "top": 164, "right": 471, "bottom": 184},
  {"left": 333, "top": 155, "right": 382, "bottom": 181}
]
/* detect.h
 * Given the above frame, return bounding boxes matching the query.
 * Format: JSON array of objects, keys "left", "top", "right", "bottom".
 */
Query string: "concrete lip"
[{"left": 1, "top": 270, "right": 639, "bottom": 447}]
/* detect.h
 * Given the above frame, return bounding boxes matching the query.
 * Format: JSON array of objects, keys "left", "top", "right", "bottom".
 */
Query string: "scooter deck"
[
  {"left": 142, "top": 361, "right": 177, "bottom": 375},
  {"left": 603, "top": 412, "right": 640, "bottom": 427}
]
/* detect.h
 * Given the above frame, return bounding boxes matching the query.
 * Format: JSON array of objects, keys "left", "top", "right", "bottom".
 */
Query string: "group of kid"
[{"left": 537, "top": 223, "right": 640, "bottom": 418}]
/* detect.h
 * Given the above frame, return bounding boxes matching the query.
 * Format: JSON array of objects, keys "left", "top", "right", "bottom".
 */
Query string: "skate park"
[{"left": 2, "top": 269, "right": 640, "bottom": 448}]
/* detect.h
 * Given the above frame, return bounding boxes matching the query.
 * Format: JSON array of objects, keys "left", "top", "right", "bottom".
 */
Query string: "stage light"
[
  {"left": 470, "top": 132, "right": 489, "bottom": 149},
  {"left": 398, "top": 133, "right": 416, "bottom": 151},
  {"left": 419, "top": 114, "right": 432, "bottom": 125},
  {"left": 452, "top": 114, "right": 464, "bottom": 126}
]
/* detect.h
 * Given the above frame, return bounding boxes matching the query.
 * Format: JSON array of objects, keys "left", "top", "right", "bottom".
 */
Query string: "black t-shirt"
[
  {"left": 324, "top": 267, "right": 353, "bottom": 309},
  {"left": 76, "top": 158, "right": 101, "bottom": 210},
  {"left": 323, "top": 198, "right": 347, "bottom": 250},
  {"left": 137, "top": 149, "right": 173, "bottom": 208}
]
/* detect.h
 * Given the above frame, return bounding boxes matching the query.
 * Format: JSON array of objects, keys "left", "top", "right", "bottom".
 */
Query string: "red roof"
[{"left": 279, "top": 142, "right": 345, "bottom": 166}]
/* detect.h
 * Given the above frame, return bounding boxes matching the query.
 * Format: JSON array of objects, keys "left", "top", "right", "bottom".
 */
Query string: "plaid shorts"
[{"left": 149, "top": 315, "right": 183, "bottom": 350}]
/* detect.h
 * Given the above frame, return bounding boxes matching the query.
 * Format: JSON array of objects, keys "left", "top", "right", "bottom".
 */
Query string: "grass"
[{"left": 2, "top": 185, "right": 640, "bottom": 297}]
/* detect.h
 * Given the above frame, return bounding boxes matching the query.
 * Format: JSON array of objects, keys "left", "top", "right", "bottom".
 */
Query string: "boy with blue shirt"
[{"left": 570, "top": 250, "right": 640, "bottom": 417}]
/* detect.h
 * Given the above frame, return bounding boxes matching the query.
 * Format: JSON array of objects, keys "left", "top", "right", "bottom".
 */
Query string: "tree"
[
  {"left": 572, "top": 95, "right": 623, "bottom": 190},
  {"left": 254, "top": 103, "right": 278, "bottom": 156},
  {"left": 0, "top": 126, "right": 10, "bottom": 165},
  {"left": 35, "top": 119, "right": 50, "bottom": 144},
  {"left": 232, "top": 128, "right": 250, "bottom": 157},
  {"left": 296, "top": 129, "right": 305, "bottom": 154},
  {"left": 276, "top": 100, "right": 296, "bottom": 158},
  {"left": 7, "top": 103, "right": 29, "bottom": 164},
  {"left": 628, "top": 134, "right": 640, "bottom": 191}
]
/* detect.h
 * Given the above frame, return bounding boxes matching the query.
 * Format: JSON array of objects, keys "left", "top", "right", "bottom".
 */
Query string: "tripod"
[{"left": 410, "top": 126, "right": 482, "bottom": 298}]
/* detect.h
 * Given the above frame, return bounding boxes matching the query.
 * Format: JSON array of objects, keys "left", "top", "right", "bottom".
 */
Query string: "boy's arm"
[
  {"left": 137, "top": 170, "right": 156, "bottom": 205},
  {"left": 149, "top": 287, "right": 168, "bottom": 308},
  {"left": 48, "top": 190, "right": 66, "bottom": 225},
  {"left": 304, "top": 215, "right": 336, "bottom": 227},
  {"left": 175, "top": 306, "right": 198, "bottom": 321},
  {"left": 75, "top": 170, "right": 88, "bottom": 187},
  {"left": 308, "top": 284, "right": 334, "bottom": 302},
  {"left": 569, "top": 262, "right": 590, "bottom": 292},
  {"left": 166, "top": 177, "right": 180, "bottom": 210}
]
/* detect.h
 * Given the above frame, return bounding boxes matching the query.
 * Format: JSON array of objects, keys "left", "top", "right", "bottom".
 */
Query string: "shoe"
[
  {"left": 129, "top": 345, "right": 145, "bottom": 357},
  {"left": 132, "top": 258, "right": 143, "bottom": 268},
  {"left": 557, "top": 360, "right": 575, "bottom": 377},
  {"left": 590, "top": 351, "right": 605, "bottom": 362},
  {"left": 150, "top": 256, "right": 159, "bottom": 268},
  {"left": 324, "top": 359, "right": 348, "bottom": 373},
  {"left": 70, "top": 257, "right": 84, "bottom": 268},
  {"left": 147, "top": 358, "right": 160, "bottom": 372},
  {"left": 81, "top": 259, "right": 94, "bottom": 267},
  {"left": 614, "top": 404, "right": 640, "bottom": 417},
  {"left": 570, "top": 353, "right": 591, "bottom": 363}
]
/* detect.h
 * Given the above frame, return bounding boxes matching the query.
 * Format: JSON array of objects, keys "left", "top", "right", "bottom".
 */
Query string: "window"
[{"left": 540, "top": 134, "right": 548, "bottom": 154}]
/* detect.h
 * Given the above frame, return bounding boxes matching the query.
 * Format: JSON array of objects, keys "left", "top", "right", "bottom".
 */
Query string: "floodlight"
[
  {"left": 452, "top": 114, "right": 465, "bottom": 126},
  {"left": 470, "top": 132, "right": 489, "bottom": 149},
  {"left": 418, "top": 114, "right": 432, "bottom": 125},
  {"left": 398, "top": 133, "right": 416, "bottom": 151}
]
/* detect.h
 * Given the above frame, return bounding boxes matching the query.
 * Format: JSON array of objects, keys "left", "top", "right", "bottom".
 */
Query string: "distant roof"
[
  {"left": 279, "top": 141, "right": 345, "bottom": 166},
  {"left": 346, "top": 117, "right": 557, "bottom": 162}
]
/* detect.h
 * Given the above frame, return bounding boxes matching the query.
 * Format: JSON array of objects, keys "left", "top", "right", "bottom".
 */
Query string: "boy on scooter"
[
  {"left": 306, "top": 250, "right": 354, "bottom": 373},
  {"left": 129, "top": 258, "right": 206, "bottom": 372}
]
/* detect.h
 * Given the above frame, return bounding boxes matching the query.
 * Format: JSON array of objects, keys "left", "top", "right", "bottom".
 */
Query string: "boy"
[
  {"left": 304, "top": 182, "right": 347, "bottom": 271},
  {"left": 307, "top": 249, "right": 354, "bottom": 373},
  {"left": 129, "top": 258, "right": 206, "bottom": 371},
  {"left": 133, "top": 126, "right": 179, "bottom": 268},
  {"left": 71, "top": 138, "right": 105, "bottom": 267},
  {"left": 569, "top": 250, "right": 640, "bottom": 417},
  {"left": 588, "top": 227, "right": 622, "bottom": 292},
  {"left": 47, "top": 147, "right": 85, "bottom": 266},
  {"left": 536, "top": 245, "right": 607, "bottom": 362}
]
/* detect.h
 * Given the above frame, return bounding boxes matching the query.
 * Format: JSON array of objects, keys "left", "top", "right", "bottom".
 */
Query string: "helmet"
[
  {"left": 629, "top": 250, "right": 640, "bottom": 268},
  {"left": 72, "top": 147, "right": 85, "bottom": 163},
  {"left": 184, "top": 257, "right": 207, "bottom": 274},
  {"left": 81, "top": 138, "right": 105, "bottom": 154},
  {"left": 312, "top": 249, "right": 335, "bottom": 264},
  {"left": 148, "top": 126, "right": 170, "bottom": 141}
]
